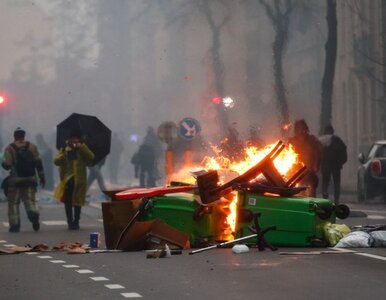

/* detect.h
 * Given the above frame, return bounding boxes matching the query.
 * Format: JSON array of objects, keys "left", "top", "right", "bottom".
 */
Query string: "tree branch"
[
  {"left": 353, "top": 45, "right": 386, "bottom": 67},
  {"left": 259, "top": 0, "right": 277, "bottom": 23}
]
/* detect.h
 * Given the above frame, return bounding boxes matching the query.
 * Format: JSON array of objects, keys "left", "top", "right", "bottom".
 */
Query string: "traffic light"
[{"left": 212, "top": 96, "right": 222, "bottom": 105}]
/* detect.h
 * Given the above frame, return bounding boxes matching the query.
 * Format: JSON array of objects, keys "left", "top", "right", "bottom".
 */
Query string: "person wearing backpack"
[
  {"left": 1, "top": 127, "right": 46, "bottom": 232},
  {"left": 319, "top": 124, "right": 347, "bottom": 204}
]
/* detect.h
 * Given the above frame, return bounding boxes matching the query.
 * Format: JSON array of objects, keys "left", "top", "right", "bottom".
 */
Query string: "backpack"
[
  {"left": 10, "top": 142, "right": 36, "bottom": 177},
  {"left": 324, "top": 136, "right": 347, "bottom": 167},
  {"left": 332, "top": 136, "right": 347, "bottom": 166}
]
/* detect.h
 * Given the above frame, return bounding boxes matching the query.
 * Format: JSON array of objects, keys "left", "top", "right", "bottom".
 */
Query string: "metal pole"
[{"left": 189, "top": 234, "right": 258, "bottom": 255}]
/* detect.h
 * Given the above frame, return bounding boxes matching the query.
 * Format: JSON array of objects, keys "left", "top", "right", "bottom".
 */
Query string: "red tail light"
[{"left": 371, "top": 160, "right": 382, "bottom": 175}]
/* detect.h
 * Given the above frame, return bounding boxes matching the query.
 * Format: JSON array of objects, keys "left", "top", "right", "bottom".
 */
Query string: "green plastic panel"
[{"left": 140, "top": 193, "right": 217, "bottom": 246}]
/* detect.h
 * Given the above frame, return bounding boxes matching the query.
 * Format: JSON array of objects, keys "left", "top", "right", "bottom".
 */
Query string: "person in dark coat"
[
  {"left": 319, "top": 124, "right": 347, "bottom": 204},
  {"left": 131, "top": 143, "right": 157, "bottom": 187},
  {"left": 289, "top": 120, "right": 323, "bottom": 197}
]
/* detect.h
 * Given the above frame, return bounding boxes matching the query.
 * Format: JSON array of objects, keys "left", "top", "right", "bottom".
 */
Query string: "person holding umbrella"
[{"left": 54, "top": 128, "right": 94, "bottom": 230}]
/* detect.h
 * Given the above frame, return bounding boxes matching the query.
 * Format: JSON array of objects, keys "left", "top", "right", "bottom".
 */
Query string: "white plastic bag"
[
  {"left": 334, "top": 231, "right": 373, "bottom": 248},
  {"left": 369, "top": 231, "right": 386, "bottom": 247},
  {"left": 232, "top": 244, "right": 250, "bottom": 254}
]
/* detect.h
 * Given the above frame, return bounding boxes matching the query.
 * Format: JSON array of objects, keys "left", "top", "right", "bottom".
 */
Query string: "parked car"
[{"left": 357, "top": 140, "right": 386, "bottom": 202}]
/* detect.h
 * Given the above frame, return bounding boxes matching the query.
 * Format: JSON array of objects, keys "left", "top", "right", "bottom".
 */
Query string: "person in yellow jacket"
[{"left": 54, "top": 129, "right": 94, "bottom": 230}]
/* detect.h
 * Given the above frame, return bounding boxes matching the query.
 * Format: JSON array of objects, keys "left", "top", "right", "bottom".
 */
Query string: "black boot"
[
  {"left": 71, "top": 206, "right": 81, "bottom": 230},
  {"left": 27, "top": 212, "right": 40, "bottom": 232},
  {"left": 64, "top": 201, "right": 74, "bottom": 230},
  {"left": 9, "top": 223, "right": 20, "bottom": 233}
]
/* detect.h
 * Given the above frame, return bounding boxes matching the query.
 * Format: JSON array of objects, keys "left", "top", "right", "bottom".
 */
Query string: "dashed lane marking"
[
  {"left": 0, "top": 240, "right": 7, "bottom": 243},
  {"left": 90, "top": 277, "right": 109, "bottom": 281},
  {"left": 2, "top": 222, "right": 9, "bottom": 227},
  {"left": 42, "top": 220, "right": 68, "bottom": 226},
  {"left": 76, "top": 269, "right": 94, "bottom": 274},
  {"left": 105, "top": 284, "right": 125, "bottom": 289},
  {"left": 97, "top": 219, "right": 103, "bottom": 222},
  {"left": 25, "top": 252, "right": 39, "bottom": 255},
  {"left": 4, "top": 244, "right": 16, "bottom": 247},
  {"left": 50, "top": 260, "right": 66, "bottom": 264},
  {"left": 121, "top": 292, "right": 143, "bottom": 298},
  {"left": 25, "top": 253, "right": 143, "bottom": 299},
  {"left": 62, "top": 265, "right": 80, "bottom": 268}
]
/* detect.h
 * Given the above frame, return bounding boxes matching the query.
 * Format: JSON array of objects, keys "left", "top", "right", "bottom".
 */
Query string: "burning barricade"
[{"left": 102, "top": 140, "right": 349, "bottom": 252}]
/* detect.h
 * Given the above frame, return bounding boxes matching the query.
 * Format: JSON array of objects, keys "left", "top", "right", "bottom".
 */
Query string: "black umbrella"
[{"left": 56, "top": 113, "right": 111, "bottom": 165}]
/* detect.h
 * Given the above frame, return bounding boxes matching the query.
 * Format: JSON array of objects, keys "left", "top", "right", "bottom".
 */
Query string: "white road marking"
[
  {"left": 97, "top": 219, "right": 104, "bottom": 222},
  {"left": 334, "top": 247, "right": 386, "bottom": 262},
  {"left": 25, "top": 252, "right": 39, "bottom": 255},
  {"left": 367, "top": 215, "right": 386, "bottom": 220},
  {"left": 2, "top": 222, "right": 9, "bottom": 227},
  {"left": 358, "top": 209, "right": 386, "bottom": 214},
  {"left": 42, "top": 220, "right": 68, "bottom": 226},
  {"left": 76, "top": 269, "right": 94, "bottom": 274},
  {"left": 4, "top": 244, "right": 16, "bottom": 247},
  {"left": 37, "top": 255, "right": 53, "bottom": 259},
  {"left": 0, "top": 240, "right": 7, "bottom": 243},
  {"left": 105, "top": 284, "right": 125, "bottom": 289},
  {"left": 63, "top": 265, "right": 79, "bottom": 268},
  {"left": 355, "top": 253, "right": 386, "bottom": 261},
  {"left": 50, "top": 260, "right": 66, "bottom": 264},
  {"left": 90, "top": 277, "right": 109, "bottom": 281},
  {"left": 121, "top": 292, "right": 143, "bottom": 298}
]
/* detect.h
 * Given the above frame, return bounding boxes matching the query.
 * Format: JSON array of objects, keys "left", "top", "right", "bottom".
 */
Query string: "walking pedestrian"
[
  {"left": 289, "top": 120, "right": 323, "bottom": 197},
  {"left": 1, "top": 127, "right": 45, "bottom": 232},
  {"left": 131, "top": 143, "right": 157, "bottom": 187},
  {"left": 108, "top": 132, "right": 124, "bottom": 184},
  {"left": 319, "top": 124, "right": 347, "bottom": 204},
  {"left": 54, "top": 129, "right": 94, "bottom": 230},
  {"left": 87, "top": 157, "right": 106, "bottom": 192}
]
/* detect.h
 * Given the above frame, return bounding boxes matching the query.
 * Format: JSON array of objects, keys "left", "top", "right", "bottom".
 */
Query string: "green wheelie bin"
[{"left": 235, "top": 191, "right": 336, "bottom": 246}]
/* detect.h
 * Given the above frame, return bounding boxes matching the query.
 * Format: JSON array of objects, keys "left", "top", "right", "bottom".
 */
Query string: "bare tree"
[
  {"left": 319, "top": 0, "right": 337, "bottom": 132},
  {"left": 189, "top": 0, "right": 231, "bottom": 132},
  {"left": 259, "top": 0, "right": 293, "bottom": 136}
]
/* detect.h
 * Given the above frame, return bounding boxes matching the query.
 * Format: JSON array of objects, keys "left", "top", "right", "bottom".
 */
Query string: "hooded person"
[
  {"left": 54, "top": 128, "right": 94, "bottom": 230},
  {"left": 319, "top": 124, "right": 347, "bottom": 204}
]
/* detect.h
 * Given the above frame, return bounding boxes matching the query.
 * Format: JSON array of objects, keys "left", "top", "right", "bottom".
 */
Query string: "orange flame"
[
  {"left": 171, "top": 141, "right": 300, "bottom": 240},
  {"left": 282, "top": 122, "right": 292, "bottom": 131}
]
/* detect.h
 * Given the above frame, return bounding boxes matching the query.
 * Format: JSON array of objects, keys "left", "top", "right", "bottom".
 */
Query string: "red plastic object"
[{"left": 115, "top": 186, "right": 195, "bottom": 201}]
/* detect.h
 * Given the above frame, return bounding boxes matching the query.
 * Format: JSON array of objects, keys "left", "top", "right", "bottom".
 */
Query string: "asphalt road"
[{"left": 1, "top": 192, "right": 386, "bottom": 300}]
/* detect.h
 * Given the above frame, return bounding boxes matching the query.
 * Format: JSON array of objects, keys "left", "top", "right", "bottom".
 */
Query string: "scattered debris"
[
  {"left": 117, "top": 218, "right": 190, "bottom": 251},
  {"left": 0, "top": 245, "right": 32, "bottom": 254},
  {"left": 322, "top": 223, "right": 351, "bottom": 246}
]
